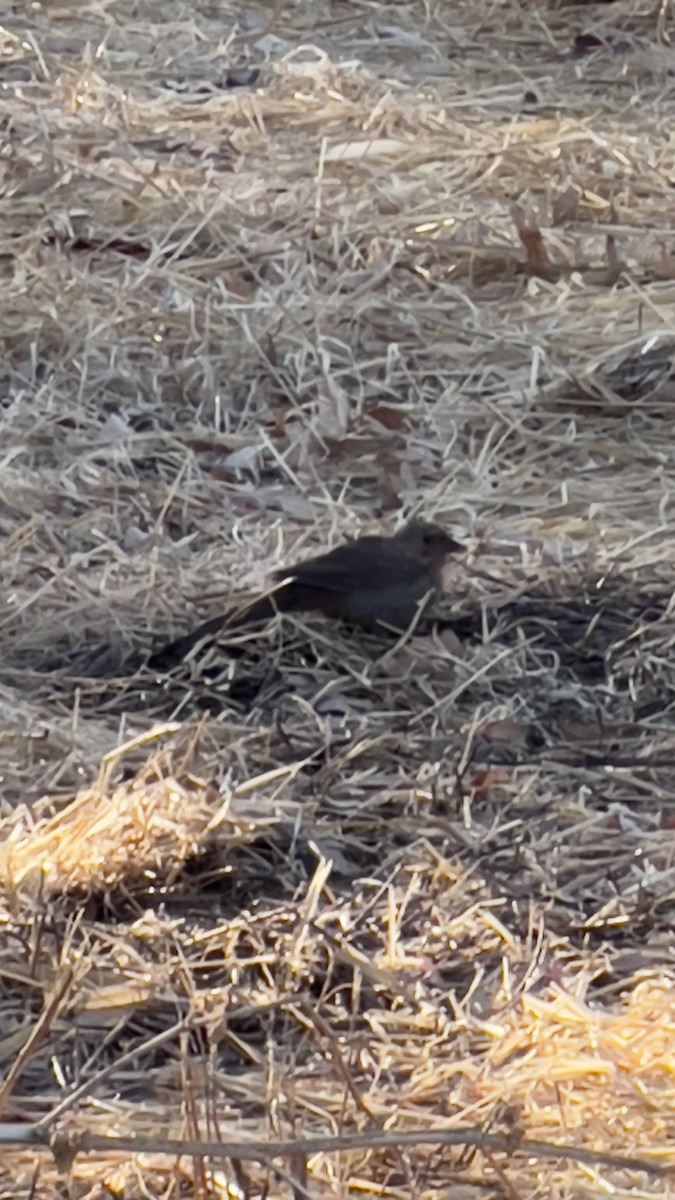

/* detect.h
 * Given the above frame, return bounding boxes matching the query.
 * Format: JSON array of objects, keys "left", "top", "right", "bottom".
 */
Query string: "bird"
[{"left": 149, "top": 518, "right": 462, "bottom": 669}]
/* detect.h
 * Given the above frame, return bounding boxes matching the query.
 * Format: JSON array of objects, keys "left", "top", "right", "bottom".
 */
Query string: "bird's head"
[{"left": 396, "top": 519, "right": 463, "bottom": 568}]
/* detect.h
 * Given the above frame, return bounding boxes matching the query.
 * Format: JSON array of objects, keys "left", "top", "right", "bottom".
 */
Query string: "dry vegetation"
[{"left": 1, "top": 0, "right": 675, "bottom": 1196}]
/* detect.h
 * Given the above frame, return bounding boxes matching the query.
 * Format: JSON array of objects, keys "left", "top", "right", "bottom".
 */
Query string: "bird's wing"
[{"left": 274, "top": 540, "right": 429, "bottom": 595}]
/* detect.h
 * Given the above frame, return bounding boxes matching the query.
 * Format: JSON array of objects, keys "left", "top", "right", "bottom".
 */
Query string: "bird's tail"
[{"left": 147, "top": 596, "right": 280, "bottom": 671}]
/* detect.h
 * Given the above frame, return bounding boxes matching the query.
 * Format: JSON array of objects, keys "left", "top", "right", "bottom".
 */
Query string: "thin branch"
[{"left": 0, "top": 1121, "right": 666, "bottom": 1179}]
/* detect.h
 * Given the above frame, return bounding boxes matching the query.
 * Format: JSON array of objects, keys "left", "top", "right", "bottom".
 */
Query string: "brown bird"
[{"left": 150, "top": 519, "right": 461, "bottom": 669}]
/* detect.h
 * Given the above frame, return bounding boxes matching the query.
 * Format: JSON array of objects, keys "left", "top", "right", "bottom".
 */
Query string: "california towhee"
[{"left": 150, "top": 518, "right": 461, "bottom": 668}]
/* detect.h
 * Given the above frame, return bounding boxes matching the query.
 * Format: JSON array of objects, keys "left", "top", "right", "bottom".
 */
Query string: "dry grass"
[{"left": 0, "top": 0, "right": 674, "bottom": 1196}]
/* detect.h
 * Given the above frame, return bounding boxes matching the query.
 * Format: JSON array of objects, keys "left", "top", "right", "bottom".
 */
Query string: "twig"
[{"left": 0, "top": 1122, "right": 666, "bottom": 1179}]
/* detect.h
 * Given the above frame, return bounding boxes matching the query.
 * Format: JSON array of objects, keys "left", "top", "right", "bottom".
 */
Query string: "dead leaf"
[
  {"left": 378, "top": 473, "right": 403, "bottom": 513},
  {"left": 511, "top": 204, "right": 550, "bottom": 268},
  {"left": 226, "top": 275, "right": 257, "bottom": 302},
  {"left": 469, "top": 768, "right": 510, "bottom": 802},
  {"left": 368, "top": 404, "right": 411, "bottom": 431},
  {"left": 323, "top": 435, "right": 382, "bottom": 461},
  {"left": 480, "top": 717, "right": 531, "bottom": 747},
  {"left": 186, "top": 437, "right": 238, "bottom": 454}
]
